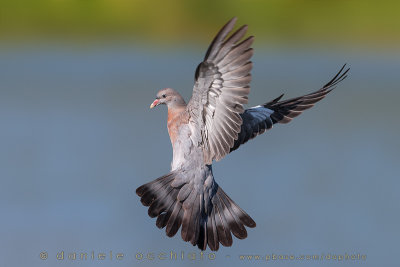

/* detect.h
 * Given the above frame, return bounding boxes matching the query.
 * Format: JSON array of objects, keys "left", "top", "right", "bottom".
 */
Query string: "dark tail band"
[{"left": 136, "top": 172, "right": 256, "bottom": 251}]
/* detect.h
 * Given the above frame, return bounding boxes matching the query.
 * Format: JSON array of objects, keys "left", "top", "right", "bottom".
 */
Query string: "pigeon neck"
[
  {"left": 167, "top": 94, "right": 187, "bottom": 111},
  {"left": 167, "top": 103, "right": 186, "bottom": 116}
]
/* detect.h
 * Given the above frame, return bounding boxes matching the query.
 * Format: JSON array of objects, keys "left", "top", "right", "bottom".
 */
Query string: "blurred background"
[{"left": 0, "top": 0, "right": 399, "bottom": 266}]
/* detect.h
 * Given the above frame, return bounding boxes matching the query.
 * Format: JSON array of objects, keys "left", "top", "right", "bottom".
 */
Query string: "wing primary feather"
[{"left": 204, "top": 17, "right": 238, "bottom": 61}]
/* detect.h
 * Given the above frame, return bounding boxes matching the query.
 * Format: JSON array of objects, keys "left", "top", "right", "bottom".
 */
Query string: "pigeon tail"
[
  {"left": 136, "top": 172, "right": 256, "bottom": 251},
  {"left": 203, "top": 184, "right": 256, "bottom": 251},
  {"left": 136, "top": 171, "right": 184, "bottom": 238}
]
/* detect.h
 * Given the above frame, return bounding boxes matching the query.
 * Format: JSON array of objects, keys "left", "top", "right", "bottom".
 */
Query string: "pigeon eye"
[{"left": 162, "top": 94, "right": 166, "bottom": 98}]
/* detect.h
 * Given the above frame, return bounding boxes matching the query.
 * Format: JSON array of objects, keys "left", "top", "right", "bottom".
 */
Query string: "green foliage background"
[{"left": 1, "top": 0, "right": 399, "bottom": 47}]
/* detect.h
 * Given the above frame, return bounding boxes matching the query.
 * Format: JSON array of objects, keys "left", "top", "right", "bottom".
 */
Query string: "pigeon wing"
[
  {"left": 230, "top": 65, "right": 349, "bottom": 152},
  {"left": 187, "top": 17, "right": 254, "bottom": 164}
]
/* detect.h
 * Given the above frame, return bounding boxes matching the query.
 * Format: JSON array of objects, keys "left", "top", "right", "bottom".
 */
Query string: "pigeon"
[{"left": 136, "top": 17, "right": 349, "bottom": 251}]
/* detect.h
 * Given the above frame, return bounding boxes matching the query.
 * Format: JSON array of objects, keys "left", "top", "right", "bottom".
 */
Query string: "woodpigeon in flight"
[{"left": 136, "top": 17, "right": 349, "bottom": 251}]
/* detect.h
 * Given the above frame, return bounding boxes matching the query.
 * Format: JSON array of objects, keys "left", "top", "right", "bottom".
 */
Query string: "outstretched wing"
[
  {"left": 230, "top": 65, "right": 349, "bottom": 152},
  {"left": 187, "top": 17, "right": 254, "bottom": 164}
]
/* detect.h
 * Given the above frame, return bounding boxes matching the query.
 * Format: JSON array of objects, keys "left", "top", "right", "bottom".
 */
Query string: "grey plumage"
[
  {"left": 188, "top": 17, "right": 254, "bottom": 164},
  {"left": 136, "top": 17, "right": 349, "bottom": 251},
  {"left": 231, "top": 64, "right": 349, "bottom": 152}
]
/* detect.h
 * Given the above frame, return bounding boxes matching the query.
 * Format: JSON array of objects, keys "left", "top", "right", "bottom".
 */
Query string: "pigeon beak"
[{"left": 150, "top": 99, "right": 160, "bottom": 109}]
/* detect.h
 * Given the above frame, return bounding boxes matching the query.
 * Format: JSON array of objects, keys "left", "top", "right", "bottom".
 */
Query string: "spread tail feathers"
[{"left": 136, "top": 171, "right": 256, "bottom": 251}]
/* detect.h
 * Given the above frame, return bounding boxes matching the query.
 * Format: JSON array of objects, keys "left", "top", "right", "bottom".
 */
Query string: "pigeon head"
[{"left": 150, "top": 88, "right": 186, "bottom": 109}]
